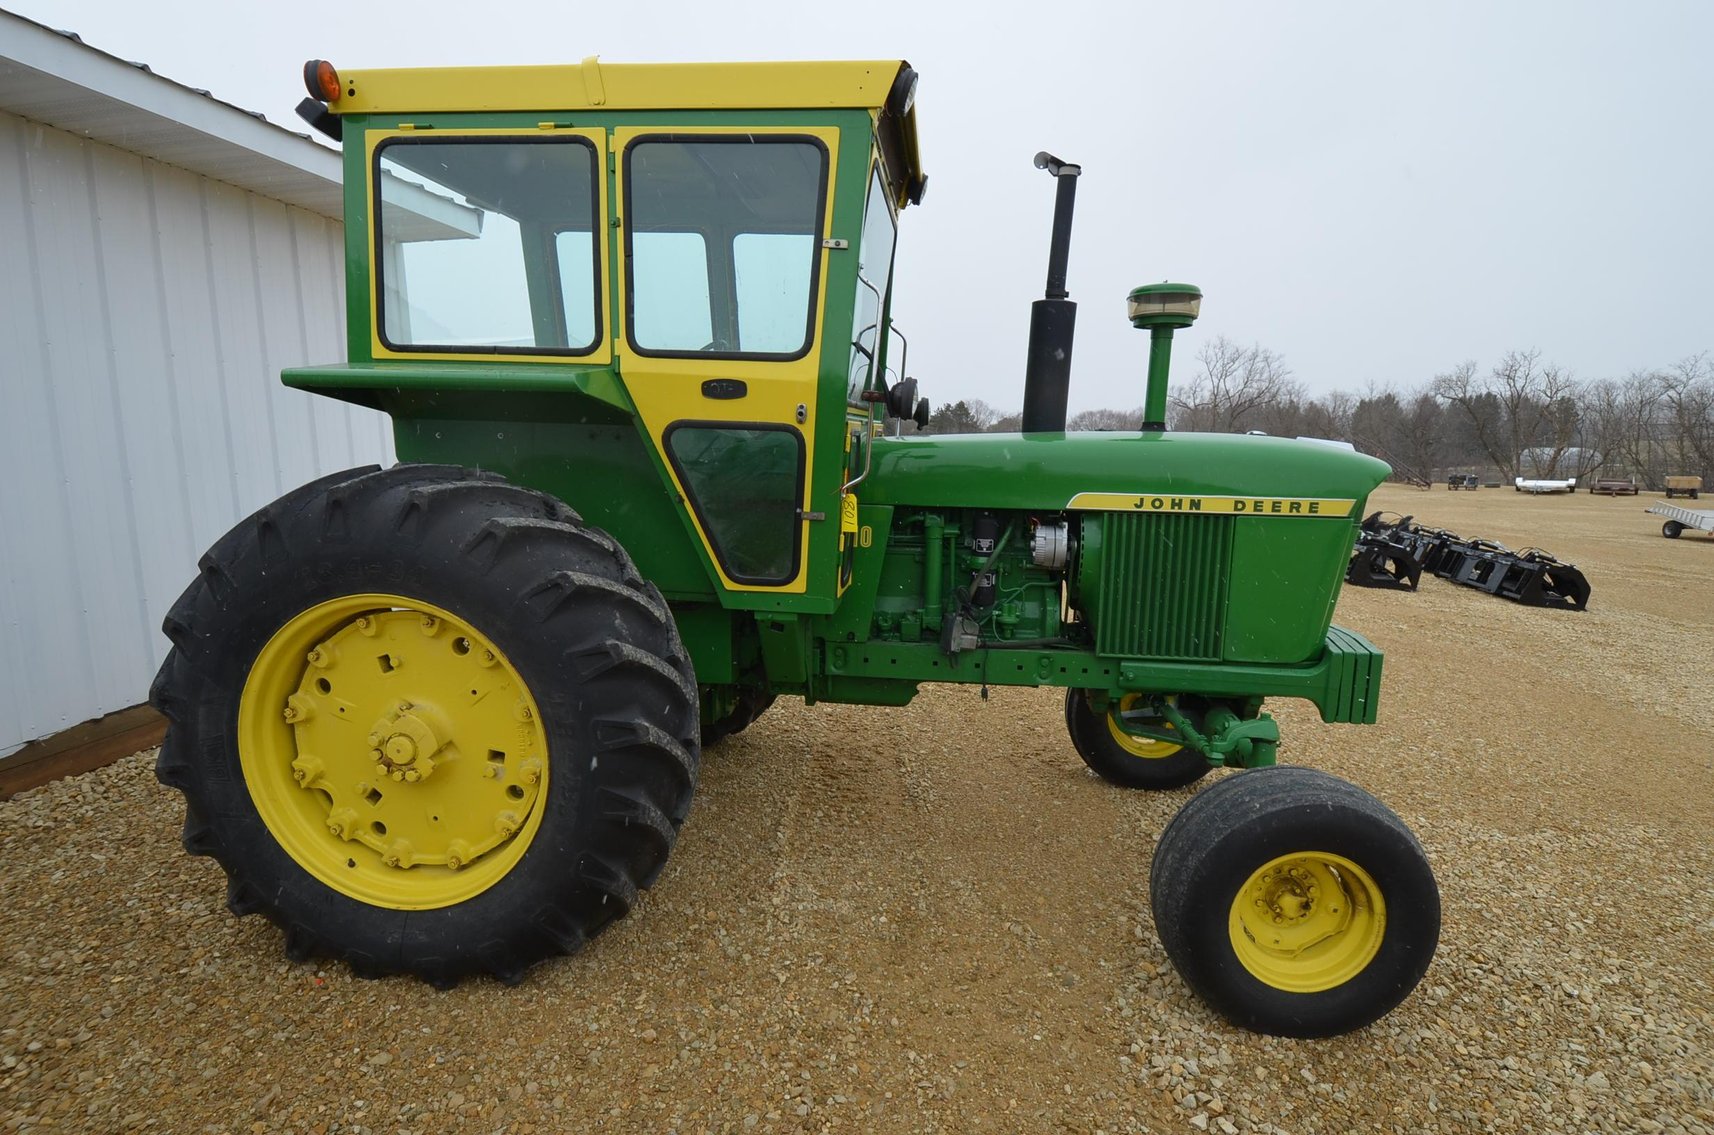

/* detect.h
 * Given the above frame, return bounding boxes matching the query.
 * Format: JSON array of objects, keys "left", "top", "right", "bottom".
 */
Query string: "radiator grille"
[{"left": 1094, "top": 512, "right": 1233, "bottom": 659}]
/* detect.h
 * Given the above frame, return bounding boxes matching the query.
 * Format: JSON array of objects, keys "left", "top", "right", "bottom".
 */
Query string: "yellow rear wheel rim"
[
  {"left": 1105, "top": 693, "right": 1184, "bottom": 759},
  {"left": 1228, "top": 852, "right": 1386, "bottom": 993},
  {"left": 238, "top": 593, "right": 548, "bottom": 910}
]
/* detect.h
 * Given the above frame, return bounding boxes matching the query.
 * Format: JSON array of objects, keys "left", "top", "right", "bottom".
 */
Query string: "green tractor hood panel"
[{"left": 861, "top": 431, "right": 1392, "bottom": 512}]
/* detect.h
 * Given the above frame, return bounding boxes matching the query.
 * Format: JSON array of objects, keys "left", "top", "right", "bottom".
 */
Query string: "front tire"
[
  {"left": 1663, "top": 521, "right": 1684, "bottom": 539},
  {"left": 1150, "top": 766, "right": 1439, "bottom": 1037},
  {"left": 150, "top": 464, "right": 698, "bottom": 985},
  {"left": 1065, "top": 691, "right": 1211, "bottom": 789}
]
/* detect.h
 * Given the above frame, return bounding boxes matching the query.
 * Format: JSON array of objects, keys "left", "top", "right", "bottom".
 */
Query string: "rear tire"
[
  {"left": 150, "top": 464, "right": 698, "bottom": 986},
  {"left": 1150, "top": 766, "right": 1439, "bottom": 1037},
  {"left": 1663, "top": 521, "right": 1684, "bottom": 539},
  {"left": 1065, "top": 691, "right": 1211, "bottom": 790}
]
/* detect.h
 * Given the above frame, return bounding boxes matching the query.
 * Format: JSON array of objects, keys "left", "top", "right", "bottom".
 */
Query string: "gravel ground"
[{"left": 3, "top": 484, "right": 1712, "bottom": 1134}]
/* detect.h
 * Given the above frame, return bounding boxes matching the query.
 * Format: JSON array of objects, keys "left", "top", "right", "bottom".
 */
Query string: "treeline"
[{"left": 919, "top": 336, "right": 1714, "bottom": 488}]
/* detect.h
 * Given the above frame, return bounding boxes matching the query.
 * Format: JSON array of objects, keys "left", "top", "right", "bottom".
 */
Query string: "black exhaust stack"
[{"left": 1021, "top": 152, "right": 1081, "bottom": 434}]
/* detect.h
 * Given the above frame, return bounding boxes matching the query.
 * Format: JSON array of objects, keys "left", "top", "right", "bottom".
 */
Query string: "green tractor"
[{"left": 150, "top": 57, "right": 1438, "bottom": 1037}]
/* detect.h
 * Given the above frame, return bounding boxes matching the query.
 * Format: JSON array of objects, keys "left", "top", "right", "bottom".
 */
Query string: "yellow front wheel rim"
[
  {"left": 1105, "top": 693, "right": 1184, "bottom": 759},
  {"left": 238, "top": 594, "right": 549, "bottom": 910},
  {"left": 1228, "top": 852, "right": 1386, "bottom": 993}
]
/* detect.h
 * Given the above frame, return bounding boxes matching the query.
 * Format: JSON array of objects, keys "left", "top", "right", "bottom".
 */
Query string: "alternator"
[{"left": 1031, "top": 521, "right": 1070, "bottom": 569}]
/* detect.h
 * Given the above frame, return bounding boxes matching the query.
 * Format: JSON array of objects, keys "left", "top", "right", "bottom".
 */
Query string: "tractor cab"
[{"left": 287, "top": 58, "right": 924, "bottom": 611}]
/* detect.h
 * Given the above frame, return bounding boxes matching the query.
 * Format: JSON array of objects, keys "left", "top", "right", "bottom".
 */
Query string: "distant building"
[{"left": 0, "top": 10, "right": 392, "bottom": 757}]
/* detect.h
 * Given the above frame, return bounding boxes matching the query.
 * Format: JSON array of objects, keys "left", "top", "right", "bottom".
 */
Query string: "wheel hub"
[
  {"left": 369, "top": 705, "right": 444, "bottom": 782},
  {"left": 1106, "top": 693, "right": 1183, "bottom": 759},
  {"left": 244, "top": 597, "right": 549, "bottom": 906},
  {"left": 1252, "top": 865, "right": 1321, "bottom": 924},
  {"left": 1228, "top": 852, "right": 1386, "bottom": 993}
]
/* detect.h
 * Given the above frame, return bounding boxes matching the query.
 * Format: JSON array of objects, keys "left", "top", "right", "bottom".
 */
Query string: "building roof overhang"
[{"left": 0, "top": 8, "right": 342, "bottom": 219}]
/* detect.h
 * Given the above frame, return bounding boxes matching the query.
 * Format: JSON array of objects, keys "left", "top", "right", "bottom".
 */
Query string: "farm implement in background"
[
  {"left": 1664, "top": 476, "right": 1703, "bottom": 500},
  {"left": 1345, "top": 513, "right": 1426, "bottom": 591},
  {"left": 1348, "top": 513, "right": 1591, "bottom": 610},
  {"left": 1515, "top": 476, "right": 1577, "bottom": 494},
  {"left": 1649, "top": 502, "right": 1714, "bottom": 540}
]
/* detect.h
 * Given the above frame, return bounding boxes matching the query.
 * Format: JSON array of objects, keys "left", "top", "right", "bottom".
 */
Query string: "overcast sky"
[{"left": 13, "top": 0, "right": 1713, "bottom": 414}]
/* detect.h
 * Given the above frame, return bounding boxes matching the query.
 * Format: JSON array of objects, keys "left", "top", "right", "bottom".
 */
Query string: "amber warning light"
[{"left": 303, "top": 59, "right": 342, "bottom": 102}]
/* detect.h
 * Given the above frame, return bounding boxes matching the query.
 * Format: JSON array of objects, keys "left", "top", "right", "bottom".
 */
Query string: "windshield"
[
  {"left": 373, "top": 136, "right": 600, "bottom": 354},
  {"left": 847, "top": 168, "right": 897, "bottom": 404}
]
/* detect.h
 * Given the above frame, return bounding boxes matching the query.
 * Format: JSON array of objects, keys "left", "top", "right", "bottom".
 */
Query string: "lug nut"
[
  {"left": 355, "top": 616, "right": 376, "bottom": 636},
  {"left": 326, "top": 807, "right": 357, "bottom": 840}
]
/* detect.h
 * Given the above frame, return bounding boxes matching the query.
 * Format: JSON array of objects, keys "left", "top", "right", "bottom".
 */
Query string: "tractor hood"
[{"left": 861, "top": 430, "right": 1390, "bottom": 513}]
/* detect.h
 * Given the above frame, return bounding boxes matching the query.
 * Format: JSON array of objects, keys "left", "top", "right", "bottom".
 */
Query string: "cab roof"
[{"left": 314, "top": 57, "right": 925, "bottom": 206}]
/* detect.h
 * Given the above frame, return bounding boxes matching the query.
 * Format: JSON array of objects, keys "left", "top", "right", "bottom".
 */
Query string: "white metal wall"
[{"left": 0, "top": 110, "right": 394, "bottom": 755}]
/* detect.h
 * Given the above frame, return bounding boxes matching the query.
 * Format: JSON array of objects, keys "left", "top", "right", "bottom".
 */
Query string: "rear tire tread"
[{"left": 149, "top": 462, "right": 697, "bottom": 988}]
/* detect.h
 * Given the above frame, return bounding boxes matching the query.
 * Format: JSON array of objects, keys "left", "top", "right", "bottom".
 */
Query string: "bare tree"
[
  {"left": 1431, "top": 350, "right": 1580, "bottom": 480},
  {"left": 1577, "top": 378, "right": 1633, "bottom": 481},
  {"left": 1169, "top": 336, "right": 1305, "bottom": 433},
  {"left": 1300, "top": 390, "right": 1357, "bottom": 442},
  {"left": 1619, "top": 371, "right": 1671, "bottom": 484},
  {"left": 1659, "top": 353, "right": 1714, "bottom": 480},
  {"left": 1067, "top": 407, "right": 1143, "bottom": 431},
  {"left": 1348, "top": 389, "right": 1445, "bottom": 487}
]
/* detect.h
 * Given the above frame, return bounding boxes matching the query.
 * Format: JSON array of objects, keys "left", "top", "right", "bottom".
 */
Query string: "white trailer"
[{"left": 1647, "top": 502, "right": 1714, "bottom": 539}]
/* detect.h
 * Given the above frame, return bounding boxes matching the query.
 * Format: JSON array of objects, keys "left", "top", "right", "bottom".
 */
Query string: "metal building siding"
[{"left": 0, "top": 110, "right": 393, "bottom": 755}]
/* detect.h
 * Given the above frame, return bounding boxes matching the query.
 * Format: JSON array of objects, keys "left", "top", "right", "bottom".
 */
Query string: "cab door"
[{"left": 614, "top": 127, "right": 841, "bottom": 597}]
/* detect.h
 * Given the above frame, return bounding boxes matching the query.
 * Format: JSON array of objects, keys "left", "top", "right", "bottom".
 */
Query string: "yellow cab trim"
[
  {"left": 334, "top": 59, "right": 908, "bottom": 114},
  {"left": 613, "top": 124, "right": 842, "bottom": 596}
]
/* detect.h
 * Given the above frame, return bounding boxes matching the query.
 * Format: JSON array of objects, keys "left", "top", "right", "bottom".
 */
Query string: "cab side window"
[
  {"left": 625, "top": 137, "right": 827, "bottom": 359},
  {"left": 375, "top": 136, "right": 601, "bottom": 354}
]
